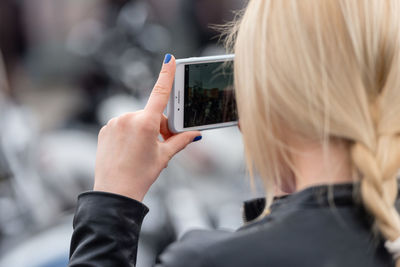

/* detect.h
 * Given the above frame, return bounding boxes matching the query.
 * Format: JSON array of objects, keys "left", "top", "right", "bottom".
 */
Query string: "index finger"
[{"left": 145, "top": 54, "right": 176, "bottom": 115}]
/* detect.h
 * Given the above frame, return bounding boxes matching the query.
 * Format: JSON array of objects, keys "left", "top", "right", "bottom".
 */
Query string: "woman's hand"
[{"left": 93, "top": 54, "right": 201, "bottom": 202}]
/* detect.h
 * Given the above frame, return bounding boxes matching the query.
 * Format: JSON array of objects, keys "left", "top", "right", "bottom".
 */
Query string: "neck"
[{"left": 289, "top": 138, "right": 355, "bottom": 192}]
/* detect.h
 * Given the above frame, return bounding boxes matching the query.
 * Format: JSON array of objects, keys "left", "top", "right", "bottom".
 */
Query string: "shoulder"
[
  {"left": 158, "top": 205, "right": 393, "bottom": 267},
  {"left": 156, "top": 229, "right": 233, "bottom": 267},
  {"left": 238, "top": 208, "right": 392, "bottom": 266},
  {"left": 156, "top": 215, "right": 306, "bottom": 267}
]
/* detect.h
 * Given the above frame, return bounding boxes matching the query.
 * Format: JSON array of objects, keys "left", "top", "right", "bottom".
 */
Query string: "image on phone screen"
[{"left": 184, "top": 61, "right": 237, "bottom": 128}]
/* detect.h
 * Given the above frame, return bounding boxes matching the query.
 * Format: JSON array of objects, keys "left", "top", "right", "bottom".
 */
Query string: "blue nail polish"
[
  {"left": 164, "top": 54, "right": 172, "bottom": 64},
  {"left": 193, "top": 136, "right": 202, "bottom": 142}
]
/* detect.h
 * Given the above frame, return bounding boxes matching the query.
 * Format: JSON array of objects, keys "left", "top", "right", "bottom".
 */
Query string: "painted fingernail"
[
  {"left": 164, "top": 54, "right": 172, "bottom": 64},
  {"left": 193, "top": 136, "right": 202, "bottom": 142}
]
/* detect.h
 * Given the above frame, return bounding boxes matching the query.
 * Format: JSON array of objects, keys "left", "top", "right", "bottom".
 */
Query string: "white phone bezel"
[{"left": 167, "top": 54, "right": 236, "bottom": 133}]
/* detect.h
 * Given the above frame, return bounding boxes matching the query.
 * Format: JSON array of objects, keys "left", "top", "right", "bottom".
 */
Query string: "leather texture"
[
  {"left": 69, "top": 184, "right": 396, "bottom": 267},
  {"left": 69, "top": 191, "right": 149, "bottom": 267}
]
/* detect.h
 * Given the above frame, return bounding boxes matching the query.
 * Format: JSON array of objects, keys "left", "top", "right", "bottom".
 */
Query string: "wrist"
[{"left": 93, "top": 182, "right": 149, "bottom": 202}]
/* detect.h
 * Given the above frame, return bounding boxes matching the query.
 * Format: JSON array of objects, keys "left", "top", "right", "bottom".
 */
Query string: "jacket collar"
[{"left": 242, "top": 183, "right": 359, "bottom": 223}]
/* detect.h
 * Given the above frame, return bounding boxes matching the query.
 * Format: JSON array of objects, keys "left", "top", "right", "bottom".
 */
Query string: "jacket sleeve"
[{"left": 69, "top": 191, "right": 149, "bottom": 267}]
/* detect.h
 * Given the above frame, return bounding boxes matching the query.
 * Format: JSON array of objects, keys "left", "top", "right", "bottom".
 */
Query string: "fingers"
[
  {"left": 163, "top": 131, "right": 201, "bottom": 158},
  {"left": 160, "top": 114, "right": 173, "bottom": 140},
  {"left": 145, "top": 54, "right": 176, "bottom": 115}
]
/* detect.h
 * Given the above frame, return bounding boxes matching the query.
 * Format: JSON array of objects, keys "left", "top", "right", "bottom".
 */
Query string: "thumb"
[{"left": 163, "top": 131, "right": 202, "bottom": 158}]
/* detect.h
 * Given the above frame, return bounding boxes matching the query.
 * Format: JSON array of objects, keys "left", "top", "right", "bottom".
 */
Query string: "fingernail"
[
  {"left": 164, "top": 54, "right": 172, "bottom": 64},
  {"left": 193, "top": 136, "right": 202, "bottom": 142}
]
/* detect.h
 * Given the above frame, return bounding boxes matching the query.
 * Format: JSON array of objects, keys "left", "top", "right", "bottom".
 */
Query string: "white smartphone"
[{"left": 167, "top": 54, "right": 237, "bottom": 133}]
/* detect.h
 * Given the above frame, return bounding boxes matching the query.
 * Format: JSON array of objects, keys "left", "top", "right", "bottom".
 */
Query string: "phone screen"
[{"left": 184, "top": 61, "right": 237, "bottom": 128}]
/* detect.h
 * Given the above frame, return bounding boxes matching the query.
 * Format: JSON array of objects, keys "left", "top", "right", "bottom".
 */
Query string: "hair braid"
[{"left": 351, "top": 115, "right": 400, "bottom": 264}]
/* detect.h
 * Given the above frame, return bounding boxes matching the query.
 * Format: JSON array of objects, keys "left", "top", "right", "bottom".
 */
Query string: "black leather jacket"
[{"left": 69, "top": 184, "right": 395, "bottom": 267}]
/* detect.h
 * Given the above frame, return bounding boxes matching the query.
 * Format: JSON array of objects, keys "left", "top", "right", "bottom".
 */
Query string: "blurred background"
[{"left": 0, "top": 0, "right": 265, "bottom": 266}]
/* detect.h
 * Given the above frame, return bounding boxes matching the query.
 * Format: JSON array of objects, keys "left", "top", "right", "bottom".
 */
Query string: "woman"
[{"left": 69, "top": 1, "right": 400, "bottom": 266}]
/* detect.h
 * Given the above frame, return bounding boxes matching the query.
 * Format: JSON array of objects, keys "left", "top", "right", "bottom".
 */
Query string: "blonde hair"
[{"left": 228, "top": 0, "right": 400, "bottom": 263}]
